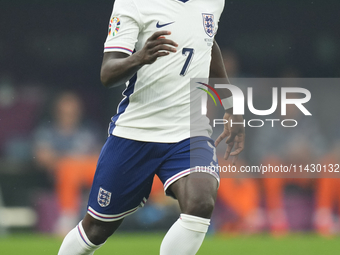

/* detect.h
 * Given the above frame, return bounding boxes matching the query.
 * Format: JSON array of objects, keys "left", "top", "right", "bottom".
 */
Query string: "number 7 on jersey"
[{"left": 180, "top": 48, "right": 195, "bottom": 76}]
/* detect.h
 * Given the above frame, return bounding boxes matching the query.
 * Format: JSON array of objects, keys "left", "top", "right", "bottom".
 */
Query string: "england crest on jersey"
[
  {"left": 202, "top": 13, "right": 215, "bottom": 37},
  {"left": 97, "top": 187, "right": 112, "bottom": 207}
]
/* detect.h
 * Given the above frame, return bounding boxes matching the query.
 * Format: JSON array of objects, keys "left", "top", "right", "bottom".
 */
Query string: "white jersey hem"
[{"left": 112, "top": 127, "right": 211, "bottom": 143}]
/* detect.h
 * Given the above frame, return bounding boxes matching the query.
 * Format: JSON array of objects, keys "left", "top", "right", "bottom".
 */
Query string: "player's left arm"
[
  {"left": 209, "top": 40, "right": 230, "bottom": 83},
  {"left": 209, "top": 40, "right": 245, "bottom": 163}
]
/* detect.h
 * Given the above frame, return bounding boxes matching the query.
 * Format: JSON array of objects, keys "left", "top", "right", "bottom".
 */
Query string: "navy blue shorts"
[{"left": 87, "top": 135, "right": 219, "bottom": 222}]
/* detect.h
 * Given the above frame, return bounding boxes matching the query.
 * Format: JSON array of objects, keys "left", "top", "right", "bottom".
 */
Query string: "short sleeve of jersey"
[{"left": 104, "top": 0, "right": 141, "bottom": 55}]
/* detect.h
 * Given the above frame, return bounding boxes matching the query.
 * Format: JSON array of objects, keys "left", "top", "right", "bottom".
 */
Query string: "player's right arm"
[
  {"left": 101, "top": 0, "right": 177, "bottom": 88},
  {"left": 101, "top": 31, "right": 178, "bottom": 88}
]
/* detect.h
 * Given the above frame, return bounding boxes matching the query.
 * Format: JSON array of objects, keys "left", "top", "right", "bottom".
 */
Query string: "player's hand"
[
  {"left": 215, "top": 111, "right": 245, "bottom": 164},
  {"left": 135, "top": 31, "right": 178, "bottom": 65}
]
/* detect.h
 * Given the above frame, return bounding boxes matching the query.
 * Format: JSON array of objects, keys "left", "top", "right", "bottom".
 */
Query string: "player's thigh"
[
  {"left": 87, "top": 135, "right": 159, "bottom": 222},
  {"left": 159, "top": 137, "right": 220, "bottom": 218}
]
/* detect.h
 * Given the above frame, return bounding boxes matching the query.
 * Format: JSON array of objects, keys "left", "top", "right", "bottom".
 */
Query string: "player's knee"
[
  {"left": 84, "top": 223, "right": 111, "bottom": 244},
  {"left": 82, "top": 214, "right": 122, "bottom": 245},
  {"left": 184, "top": 195, "right": 215, "bottom": 218}
]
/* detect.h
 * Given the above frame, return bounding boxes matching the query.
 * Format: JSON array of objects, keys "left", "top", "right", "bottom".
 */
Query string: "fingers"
[
  {"left": 230, "top": 142, "right": 244, "bottom": 156},
  {"left": 155, "top": 38, "right": 178, "bottom": 48},
  {"left": 225, "top": 131, "right": 237, "bottom": 144},
  {"left": 216, "top": 114, "right": 245, "bottom": 163},
  {"left": 147, "top": 38, "right": 178, "bottom": 49},
  {"left": 229, "top": 134, "right": 245, "bottom": 165},
  {"left": 230, "top": 148, "right": 244, "bottom": 156},
  {"left": 232, "top": 154, "right": 238, "bottom": 165},
  {"left": 223, "top": 130, "right": 245, "bottom": 162},
  {"left": 151, "top": 44, "right": 177, "bottom": 54},
  {"left": 142, "top": 31, "right": 178, "bottom": 63},
  {"left": 154, "top": 51, "right": 170, "bottom": 58},
  {"left": 146, "top": 39, "right": 177, "bottom": 55},
  {"left": 148, "top": 32, "right": 178, "bottom": 49},
  {"left": 230, "top": 133, "right": 245, "bottom": 156},
  {"left": 149, "top": 30, "right": 171, "bottom": 41},
  {"left": 215, "top": 130, "right": 229, "bottom": 147},
  {"left": 224, "top": 141, "right": 234, "bottom": 160}
]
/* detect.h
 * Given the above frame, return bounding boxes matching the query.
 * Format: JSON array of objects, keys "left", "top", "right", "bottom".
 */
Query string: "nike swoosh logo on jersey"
[{"left": 156, "top": 21, "right": 175, "bottom": 28}]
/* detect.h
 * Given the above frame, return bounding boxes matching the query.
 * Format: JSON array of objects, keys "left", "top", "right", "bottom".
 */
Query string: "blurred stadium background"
[{"left": 1, "top": 0, "right": 340, "bottom": 254}]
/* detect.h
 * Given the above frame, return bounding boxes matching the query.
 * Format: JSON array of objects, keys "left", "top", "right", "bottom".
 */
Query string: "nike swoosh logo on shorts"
[{"left": 156, "top": 21, "right": 175, "bottom": 28}]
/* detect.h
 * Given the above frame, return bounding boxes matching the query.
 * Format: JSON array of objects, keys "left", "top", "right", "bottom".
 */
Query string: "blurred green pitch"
[{"left": 1, "top": 233, "right": 339, "bottom": 255}]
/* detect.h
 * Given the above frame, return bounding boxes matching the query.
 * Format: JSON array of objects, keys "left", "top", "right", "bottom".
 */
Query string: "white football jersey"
[{"left": 105, "top": 0, "right": 225, "bottom": 143}]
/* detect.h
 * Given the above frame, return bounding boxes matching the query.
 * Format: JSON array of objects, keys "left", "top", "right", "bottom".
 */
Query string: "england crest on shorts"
[
  {"left": 202, "top": 13, "right": 215, "bottom": 37},
  {"left": 97, "top": 187, "right": 112, "bottom": 207}
]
